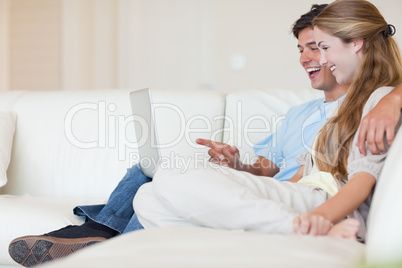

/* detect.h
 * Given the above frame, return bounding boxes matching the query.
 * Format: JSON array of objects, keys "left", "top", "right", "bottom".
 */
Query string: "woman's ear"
[{"left": 353, "top": 38, "right": 364, "bottom": 53}]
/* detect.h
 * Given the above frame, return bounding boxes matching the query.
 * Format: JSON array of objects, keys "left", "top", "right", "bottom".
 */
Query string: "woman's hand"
[{"left": 292, "top": 212, "right": 332, "bottom": 236}]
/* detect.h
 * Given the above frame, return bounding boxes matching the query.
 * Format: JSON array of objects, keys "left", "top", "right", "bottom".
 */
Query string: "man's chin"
[{"left": 310, "top": 80, "right": 324, "bottom": 90}]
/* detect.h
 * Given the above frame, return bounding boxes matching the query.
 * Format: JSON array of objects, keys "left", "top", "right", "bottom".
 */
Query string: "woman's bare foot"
[{"left": 328, "top": 219, "right": 360, "bottom": 240}]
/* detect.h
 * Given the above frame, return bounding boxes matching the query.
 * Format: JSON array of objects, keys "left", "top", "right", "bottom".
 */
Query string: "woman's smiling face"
[{"left": 313, "top": 26, "right": 363, "bottom": 86}]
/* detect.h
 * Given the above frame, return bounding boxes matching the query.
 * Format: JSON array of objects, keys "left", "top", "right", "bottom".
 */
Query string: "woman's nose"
[{"left": 320, "top": 55, "right": 328, "bottom": 66}]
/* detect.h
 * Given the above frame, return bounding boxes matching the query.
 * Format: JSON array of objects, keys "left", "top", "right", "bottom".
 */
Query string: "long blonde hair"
[{"left": 312, "top": 0, "right": 402, "bottom": 181}]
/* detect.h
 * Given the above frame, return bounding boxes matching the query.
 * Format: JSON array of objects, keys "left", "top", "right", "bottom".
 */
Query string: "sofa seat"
[
  {"left": 43, "top": 226, "right": 365, "bottom": 268},
  {"left": 0, "top": 195, "right": 105, "bottom": 265}
]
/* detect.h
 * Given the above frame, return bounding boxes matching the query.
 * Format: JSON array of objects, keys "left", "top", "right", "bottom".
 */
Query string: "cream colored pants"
[{"left": 134, "top": 163, "right": 330, "bottom": 234}]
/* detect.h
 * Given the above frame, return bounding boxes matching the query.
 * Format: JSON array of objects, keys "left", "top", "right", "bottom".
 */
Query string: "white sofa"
[{"left": 0, "top": 88, "right": 400, "bottom": 268}]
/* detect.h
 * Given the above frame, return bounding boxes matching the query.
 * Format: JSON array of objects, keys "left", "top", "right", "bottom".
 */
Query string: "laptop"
[{"left": 130, "top": 88, "right": 161, "bottom": 178}]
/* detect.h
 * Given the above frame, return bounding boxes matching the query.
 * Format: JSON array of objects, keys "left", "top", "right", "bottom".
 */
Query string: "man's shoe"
[{"left": 8, "top": 225, "right": 115, "bottom": 267}]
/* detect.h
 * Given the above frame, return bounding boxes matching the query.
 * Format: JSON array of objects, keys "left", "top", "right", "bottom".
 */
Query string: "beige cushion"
[
  {"left": 0, "top": 111, "right": 16, "bottom": 188},
  {"left": 43, "top": 226, "right": 365, "bottom": 268}
]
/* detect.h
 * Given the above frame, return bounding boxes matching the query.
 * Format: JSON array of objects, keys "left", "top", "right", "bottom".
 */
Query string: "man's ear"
[{"left": 353, "top": 38, "right": 364, "bottom": 53}]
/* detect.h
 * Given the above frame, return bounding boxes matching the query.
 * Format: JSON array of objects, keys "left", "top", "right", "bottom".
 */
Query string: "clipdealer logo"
[{"left": 64, "top": 100, "right": 288, "bottom": 167}]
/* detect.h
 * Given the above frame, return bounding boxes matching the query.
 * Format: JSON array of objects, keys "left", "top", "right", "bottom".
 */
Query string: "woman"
[
  {"left": 133, "top": 0, "right": 402, "bottom": 242},
  {"left": 293, "top": 0, "right": 402, "bottom": 239}
]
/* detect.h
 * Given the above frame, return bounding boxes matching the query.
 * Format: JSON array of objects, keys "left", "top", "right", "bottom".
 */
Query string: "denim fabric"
[
  {"left": 123, "top": 213, "right": 144, "bottom": 233},
  {"left": 74, "top": 164, "right": 151, "bottom": 234}
]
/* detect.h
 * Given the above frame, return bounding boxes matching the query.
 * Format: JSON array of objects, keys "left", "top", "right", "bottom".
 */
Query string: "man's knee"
[{"left": 151, "top": 167, "right": 186, "bottom": 199}]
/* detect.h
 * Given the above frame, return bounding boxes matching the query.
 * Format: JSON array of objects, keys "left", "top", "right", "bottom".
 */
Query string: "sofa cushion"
[
  {"left": 150, "top": 89, "right": 226, "bottom": 161},
  {"left": 42, "top": 226, "right": 365, "bottom": 268},
  {"left": 0, "top": 111, "right": 16, "bottom": 188},
  {"left": 4, "top": 90, "right": 138, "bottom": 199},
  {"left": 223, "top": 88, "right": 323, "bottom": 162},
  {"left": 2, "top": 89, "right": 226, "bottom": 199}
]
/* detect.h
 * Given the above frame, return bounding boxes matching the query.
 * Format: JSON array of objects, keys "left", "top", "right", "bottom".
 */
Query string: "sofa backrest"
[
  {"left": 150, "top": 89, "right": 226, "bottom": 166},
  {"left": 2, "top": 89, "right": 141, "bottom": 198},
  {"left": 0, "top": 88, "right": 323, "bottom": 199},
  {"left": 223, "top": 88, "right": 323, "bottom": 163},
  {"left": 0, "top": 89, "right": 226, "bottom": 199}
]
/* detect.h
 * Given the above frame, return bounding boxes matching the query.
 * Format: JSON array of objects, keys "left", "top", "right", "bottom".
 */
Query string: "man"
[
  {"left": 197, "top": 4, "right": 348, "bottom": 181},
  {"left": 8, "top": 4, "right": 402, "bottom": 267}
]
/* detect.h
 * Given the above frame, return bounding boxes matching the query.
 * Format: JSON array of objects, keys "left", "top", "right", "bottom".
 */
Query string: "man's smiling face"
[{"left": 298, "top": 27, "right": 338, "bottom": 92}]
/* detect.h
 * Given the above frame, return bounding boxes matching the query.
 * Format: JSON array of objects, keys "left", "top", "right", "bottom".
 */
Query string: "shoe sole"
[{"left": 9, "top": 235, "right": 106, "bottom": 267}]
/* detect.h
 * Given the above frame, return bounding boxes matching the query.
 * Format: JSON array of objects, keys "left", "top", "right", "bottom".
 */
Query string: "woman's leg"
[
  {"left": 135, "top": 163, "right": 330, "bottom": 234},
  {"left": 134, "top": 182, "right": 198, "bottom": 229}
]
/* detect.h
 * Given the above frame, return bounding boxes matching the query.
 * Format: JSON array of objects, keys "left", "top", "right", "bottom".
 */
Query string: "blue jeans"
[{"left": 73, "top": 164, "right": 151, "bottom": 234}]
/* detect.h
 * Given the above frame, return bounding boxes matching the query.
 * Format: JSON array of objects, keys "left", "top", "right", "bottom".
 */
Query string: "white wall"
[
  {"left": 1, "top": 0, "right": 402, "bottom": 91},
  {"left": 214, "top": 0, "right": 402, "bottom": 91},
  {"left": 61, "top": 0, "right": 216, "bottom": 91},
  {"left": 116, "top": 0, "right": 216, "bottom": 91},
  {"left": 120, "top": 0, "right": 402, "bottom": 91},
  {"left": 61, "top": 0, "right": 118, "bottom": 90}
]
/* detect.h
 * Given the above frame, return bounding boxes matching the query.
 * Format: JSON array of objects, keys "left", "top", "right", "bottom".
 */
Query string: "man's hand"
[
  {"left": 196, "top": 138, "right": 243, "bottom": 170},
  {"left": 292, "top": 213, "right": 332, "bottom": 236},
  {"left": 357, "top": 93, "right": 401, "bottom": 155},
  {"left": 196, "top": 139, "right": 280, "bottom": 177}
]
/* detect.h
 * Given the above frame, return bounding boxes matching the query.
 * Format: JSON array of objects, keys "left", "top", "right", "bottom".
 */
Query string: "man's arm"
[
  {"left": 357, "top": 83, "right": 402, "bottom": 155},
  {"left": 243, "top": 156, "right": 280, "bottom": 177},
  {"left": 288, "top": 166, "right": 304, "bottom": 183},
  {"left": 196, "top": 138, "right": 280, "bottom": 177}
]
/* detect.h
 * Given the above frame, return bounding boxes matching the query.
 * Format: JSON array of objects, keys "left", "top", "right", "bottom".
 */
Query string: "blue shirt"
[{"left": 254, "top": 95, "right": 345, "bottom": 181}]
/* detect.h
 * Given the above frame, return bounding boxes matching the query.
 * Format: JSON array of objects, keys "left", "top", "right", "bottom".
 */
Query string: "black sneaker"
[{"left": 8, "top": 225, "right": 114, "bottom": 267}]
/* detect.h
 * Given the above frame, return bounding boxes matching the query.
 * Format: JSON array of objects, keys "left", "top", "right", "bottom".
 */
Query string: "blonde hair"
[{"left": 312, "top": 0, "right": 402, "bottom": 180}]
